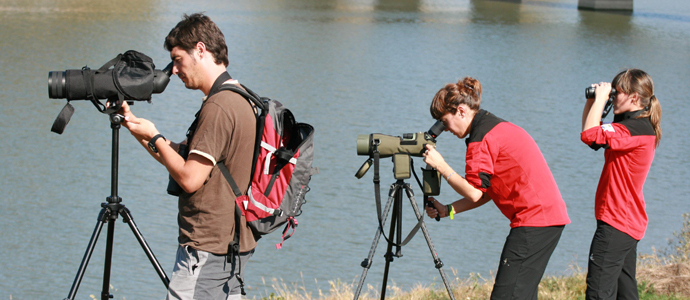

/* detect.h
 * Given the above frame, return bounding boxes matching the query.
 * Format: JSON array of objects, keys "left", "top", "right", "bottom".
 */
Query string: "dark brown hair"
[
  {"left": 612, "top": 68, "right": 662, "bottom": 147},
  {"left": 430, "top": 77, "right": 482, "bottom": 120},
  {"left": 164, "top": 13, "right": 229, "bottom": 67}
]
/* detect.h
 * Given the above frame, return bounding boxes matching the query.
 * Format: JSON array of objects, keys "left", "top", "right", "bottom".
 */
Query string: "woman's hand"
[
  {"left": 582, "top": 82, "right": 611, "bottom": 131},
  {"left": 593, "top": 82, "right": 612, "bottom": 102},
  {"left": 425, "top": 197, "right": 449, "bottom": 219},
  {"left": 423, "top": 144, "right": 448, "bottom": 172}
]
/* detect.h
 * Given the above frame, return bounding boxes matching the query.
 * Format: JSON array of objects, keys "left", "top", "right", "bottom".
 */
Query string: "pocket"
[{"left": 185, "top": 245, "right": 200, "bottom": 274}]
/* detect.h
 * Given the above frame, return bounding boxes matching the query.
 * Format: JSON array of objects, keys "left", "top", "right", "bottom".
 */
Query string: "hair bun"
[{"left": 459, "top": 77, "right": 481, "bottom": 97}]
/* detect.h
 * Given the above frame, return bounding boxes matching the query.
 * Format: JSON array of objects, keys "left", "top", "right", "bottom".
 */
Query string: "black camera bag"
[
  {"left": 111, "top": 50, "right": 157, "bottom": 101},
  {"left": 51, "top": 50, "right": 158, "bottom": 134}
]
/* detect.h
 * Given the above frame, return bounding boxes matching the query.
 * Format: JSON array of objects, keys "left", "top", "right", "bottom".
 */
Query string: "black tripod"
[
  {"left": 64, "top": 114, "right": 170, "bottom": 300},
  {"left": 353, "top": 155, "right": 455, "bottom": 300}
]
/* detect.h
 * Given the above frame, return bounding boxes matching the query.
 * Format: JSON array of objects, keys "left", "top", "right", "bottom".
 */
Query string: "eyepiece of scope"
[{"left": 427, "top": 120, "right": 445, "bottom": 139}]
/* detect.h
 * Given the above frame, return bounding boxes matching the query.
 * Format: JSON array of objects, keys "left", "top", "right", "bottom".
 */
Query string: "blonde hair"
[
  {"left": 612, "top": 69, "right": 662, "bottom": 147},
  {"left": 430, "top": 77, "right": 482, "bottom": 120}
]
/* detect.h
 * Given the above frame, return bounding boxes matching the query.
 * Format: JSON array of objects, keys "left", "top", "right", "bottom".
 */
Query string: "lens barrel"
[
  {"left": 47, "top": 68, "right": 120, "bottom": 101},
  {"left": 356, "top": 134, "right": 371, "bottom": 156},
  {"left": 48, "top": 71, "right": 66, "bottom": 99},
  {"left": 48, "top": 61, "right": 173, "bottom": 101}
]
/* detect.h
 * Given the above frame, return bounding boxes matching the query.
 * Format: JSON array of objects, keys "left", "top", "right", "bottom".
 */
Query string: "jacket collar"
[
  {"left": 465, "top": 109, "right": 488, "bottom": 146},
  {"left": 613, "top": 109, "right": 644, "bottom": 123}
]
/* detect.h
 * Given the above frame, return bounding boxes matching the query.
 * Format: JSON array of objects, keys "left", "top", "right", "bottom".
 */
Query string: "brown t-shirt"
[{"left": 178, "top": 86, "right": 257, "bottom": 254}]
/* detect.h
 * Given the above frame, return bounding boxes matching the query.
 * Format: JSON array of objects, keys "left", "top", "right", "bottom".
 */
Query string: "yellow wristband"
[{"left": 447, "top": 204, "right": 455, "bottom": 220}]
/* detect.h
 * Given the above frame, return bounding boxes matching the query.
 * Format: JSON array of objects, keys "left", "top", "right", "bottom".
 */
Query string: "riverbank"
[
  {"left": 253, "top": 263, "right": 689, "bottom": 300},
  {"left": 253, "top": 214, "right": 690, "bottom": 300}
]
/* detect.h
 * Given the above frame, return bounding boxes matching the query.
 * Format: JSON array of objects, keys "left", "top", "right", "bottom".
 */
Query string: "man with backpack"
[{"left": 118, "top": 13, "right": 257, "bottom": 300}]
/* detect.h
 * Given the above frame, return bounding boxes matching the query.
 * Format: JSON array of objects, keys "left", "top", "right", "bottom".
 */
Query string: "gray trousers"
[{"left": 166, "top": 245, "right": 253, "bottom": 300}]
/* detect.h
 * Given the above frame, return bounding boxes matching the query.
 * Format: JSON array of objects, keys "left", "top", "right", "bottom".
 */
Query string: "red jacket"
[
  {"left": 465, "top": 110, "right": 570, "bottom": 228},
  {"left": 581, "top": 110, "right": 656, "bottom": 240}
]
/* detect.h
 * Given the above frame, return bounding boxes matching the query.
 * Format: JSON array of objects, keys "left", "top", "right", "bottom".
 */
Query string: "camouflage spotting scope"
[
  {"left": 356, "top": 120, "right": 445, "bottom": 158},
  {"left": 355, "top": 121, "right": 445, "bottom": 183}
]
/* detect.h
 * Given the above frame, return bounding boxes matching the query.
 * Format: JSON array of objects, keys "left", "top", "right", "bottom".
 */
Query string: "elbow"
[
  {"left": 457, "top": 175, "right": 488, "bottom": 203},
  {"left": 467, "top": 190, "right": 484, "bottom": 203},
  {"left": 180, "top": 185, "right": 198, "bottom": 194},
  {"left": 177, "top": 177, "right": 203, "bottom": 194}
]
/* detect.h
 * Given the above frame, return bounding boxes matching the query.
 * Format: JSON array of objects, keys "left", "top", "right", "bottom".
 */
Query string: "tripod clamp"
[{"left": 110, "top": 113, "right": 126, "bottom": 125}]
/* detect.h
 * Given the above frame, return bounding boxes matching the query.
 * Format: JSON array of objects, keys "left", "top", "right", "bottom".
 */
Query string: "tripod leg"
[
  {"left": 64, "top": 207, "right": 110, "bottom": 300},
  {"left": 353, "top": 185, "right": 397, "bottom": 300},
  {"left": 101, "top": 217, "right": 117, "bottom": 300},
  {"left": 120, "top": 207, "right": 170, "bottom": 288},
  {"left": 403, "top": 185, "right": 456, "bottom": 300},
  {"left": 380, "top": 184, "right": 403, "bottom": 300}
]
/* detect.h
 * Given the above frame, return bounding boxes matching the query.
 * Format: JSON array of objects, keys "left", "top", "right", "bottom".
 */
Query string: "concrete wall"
[{"left": 578, "top": 0, "right": 633, "bottom": 10}]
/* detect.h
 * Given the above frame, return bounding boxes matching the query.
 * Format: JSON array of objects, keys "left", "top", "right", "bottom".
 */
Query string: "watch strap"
[{"left": 148, "top": 134, "right": 166, "bottom": 153}]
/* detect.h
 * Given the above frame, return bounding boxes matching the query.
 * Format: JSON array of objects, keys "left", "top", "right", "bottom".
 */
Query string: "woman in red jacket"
[
  {"left": 424, "top": 77, "right": 570, "bottom": 300},
  {"left": 581, "top": 69, "right": 662, "bottom": 300}
]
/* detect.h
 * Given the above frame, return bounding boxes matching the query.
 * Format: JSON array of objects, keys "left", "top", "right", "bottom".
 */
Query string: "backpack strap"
[
  {"left": 214, "top": 84, "right": 263, "bottom": 296},
  {"left": 218, "top": 161, "right": 247, "bottom": 295},
  {"left": 218, "top": 84, "right": 265, "bottom": 111},
  {"left": 217, "top": 83, "right": 266, "bottom": 183},
  {"left": 218, "top": 162, "right": 243, "bottom": 198},
  {"left": 276, "top": 217, "right": 298, "bottom": 249}
]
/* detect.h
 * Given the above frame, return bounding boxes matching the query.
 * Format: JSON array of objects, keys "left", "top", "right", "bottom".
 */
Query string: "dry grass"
[
  {"left": 252, "top": 214, "right": 690, "bottom": 300},
  {"left": 637, "top": 213, "right": 690, "bottom": 298},
  {"left": 638, "top": 261, "right": 690, "bottom": 297}
]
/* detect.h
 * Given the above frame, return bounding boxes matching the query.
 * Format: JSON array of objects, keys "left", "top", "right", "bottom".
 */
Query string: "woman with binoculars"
[
  {"left": 423, "top": 77, "right": 570, "bottom": 300},
  {"left": 581, "top": 69, "right": 662, "bottom": 300}
]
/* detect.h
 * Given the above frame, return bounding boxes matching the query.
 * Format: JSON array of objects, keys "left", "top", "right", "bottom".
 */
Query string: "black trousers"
[
  {"left": 490, "top": 225, "right": 565, "bottom": 300},
  {"left": 586, "top": 220, "right": 639, "bottom": 300}
]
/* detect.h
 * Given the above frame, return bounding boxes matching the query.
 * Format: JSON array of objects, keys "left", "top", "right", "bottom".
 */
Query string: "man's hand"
[
  {"left": 117, "top": 101, "right": 135, "bottom": 120},
  {"left": 118, "top": 101, "right": 159, "bottom": 141}
]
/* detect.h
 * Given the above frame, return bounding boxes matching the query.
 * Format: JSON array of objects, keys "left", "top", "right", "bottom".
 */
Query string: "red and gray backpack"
[{"left": 217, "top": 84, "right": 317, "bottom": 250}]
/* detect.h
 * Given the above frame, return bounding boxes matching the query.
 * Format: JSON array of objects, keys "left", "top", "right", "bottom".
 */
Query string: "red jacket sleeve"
[
  {"left": 581, "top": 123, "right": 639, "bottom": 151},
  {"left": 465, "top": 134, "right": 499, "bottom": 193}
]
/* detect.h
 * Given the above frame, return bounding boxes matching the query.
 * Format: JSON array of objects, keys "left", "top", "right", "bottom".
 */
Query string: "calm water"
[{"left": 1, "top": 0, "right": 689, "bottom": 299}]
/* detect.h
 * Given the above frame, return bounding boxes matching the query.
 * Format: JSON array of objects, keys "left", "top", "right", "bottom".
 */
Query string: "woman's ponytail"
[{"left": 644, "top": 95, "right": 662, "bottom": 147}]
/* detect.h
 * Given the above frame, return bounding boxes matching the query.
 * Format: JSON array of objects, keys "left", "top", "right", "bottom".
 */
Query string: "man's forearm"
[{"left": 132, "top": 134, "right": 180, "bottom": 166}]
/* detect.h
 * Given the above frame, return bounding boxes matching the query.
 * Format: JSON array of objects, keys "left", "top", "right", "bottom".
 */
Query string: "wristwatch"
[{"left": 148, "top": 134, "right": 166, "bottom": 153}]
